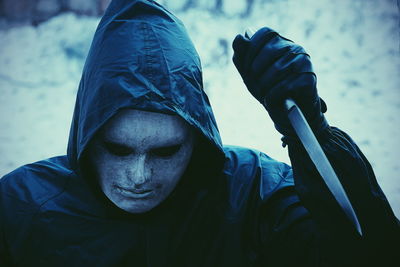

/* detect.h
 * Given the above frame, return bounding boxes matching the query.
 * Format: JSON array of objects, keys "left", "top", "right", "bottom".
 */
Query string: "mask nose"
[{"left": 127, "top": 155, "right": 151, "bottom": 187}]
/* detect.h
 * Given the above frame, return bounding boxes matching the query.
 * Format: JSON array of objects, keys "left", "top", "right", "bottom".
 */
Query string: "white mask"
[{"left": 87, "top": 109, "right": 195, "bottom": 213}]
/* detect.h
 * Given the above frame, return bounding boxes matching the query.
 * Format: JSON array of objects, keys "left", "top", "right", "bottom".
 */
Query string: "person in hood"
[{"left": 0, "top": 0, "right": 398, "bottom": 266}]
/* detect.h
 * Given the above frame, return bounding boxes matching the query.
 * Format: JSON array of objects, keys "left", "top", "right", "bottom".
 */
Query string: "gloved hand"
[{"left": 232, "top": 27, "right": 328, "bottom": 138}]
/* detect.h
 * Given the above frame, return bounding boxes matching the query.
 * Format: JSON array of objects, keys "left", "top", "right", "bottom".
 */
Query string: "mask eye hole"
[
  {"left": 151, "top": 144, "right": 182, "bottom": 158},
  {"left": 102, "top": 141, "right": 133, "bottom": 157}
]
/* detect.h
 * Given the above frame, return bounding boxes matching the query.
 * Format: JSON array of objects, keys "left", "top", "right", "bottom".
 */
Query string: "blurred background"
[{"left": 0, "top": 0, "right": 399, "bottom": 216}]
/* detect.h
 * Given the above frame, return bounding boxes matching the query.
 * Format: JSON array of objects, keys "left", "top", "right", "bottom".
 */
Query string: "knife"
[
  {"left": 244, "top": 29, "right": 362, "bottom": 236},
  {"left": 285, "top": 99, "right": 362, "bottom": 236}
]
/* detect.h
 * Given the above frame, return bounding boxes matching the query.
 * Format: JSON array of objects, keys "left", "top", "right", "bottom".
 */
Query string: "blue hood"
[{"left": 67, "top": 0, "right": 223, "bottom": 171}]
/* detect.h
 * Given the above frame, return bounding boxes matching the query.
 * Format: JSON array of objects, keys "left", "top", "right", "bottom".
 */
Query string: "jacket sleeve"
[{"left": 258, "top": 126, "right": 399, "bottom": 266}]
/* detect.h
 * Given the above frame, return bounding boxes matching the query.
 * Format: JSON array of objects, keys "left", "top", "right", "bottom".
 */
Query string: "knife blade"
[{"left": 285, "top": 98, "right": 362, "bottom": 236}]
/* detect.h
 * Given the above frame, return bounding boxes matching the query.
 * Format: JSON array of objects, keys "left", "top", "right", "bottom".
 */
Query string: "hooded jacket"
[{"left": 1, "top": 1, "right": 398, "bottom": 266}]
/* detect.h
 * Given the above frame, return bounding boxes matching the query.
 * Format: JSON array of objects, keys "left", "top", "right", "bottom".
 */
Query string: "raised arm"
[{"left": 232, "top": 27, "right": 399, "bottom": 265}]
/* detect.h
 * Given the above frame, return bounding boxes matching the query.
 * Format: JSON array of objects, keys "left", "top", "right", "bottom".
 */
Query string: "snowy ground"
[{"left": 0, "top": 0, "right": 399, "bottom": 217}]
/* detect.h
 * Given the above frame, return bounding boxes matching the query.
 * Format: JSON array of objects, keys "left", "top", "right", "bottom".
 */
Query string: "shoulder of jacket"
[
  {"left": 0, "top": 155, "right": 73, "bottom": 207},
  {"left": 222, "top": 145, "right": 291, "bottom": 177},
  {"left": 222, "top": 145, "right": 294, "bottom": 201},
  {"left": 222, "top": 145, "right": 264, "bottom": 175}
]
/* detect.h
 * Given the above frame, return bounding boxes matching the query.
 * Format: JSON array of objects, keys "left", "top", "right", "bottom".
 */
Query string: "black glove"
[{"left": 232, "top": 27, "right": 328, "bottom": 138}]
